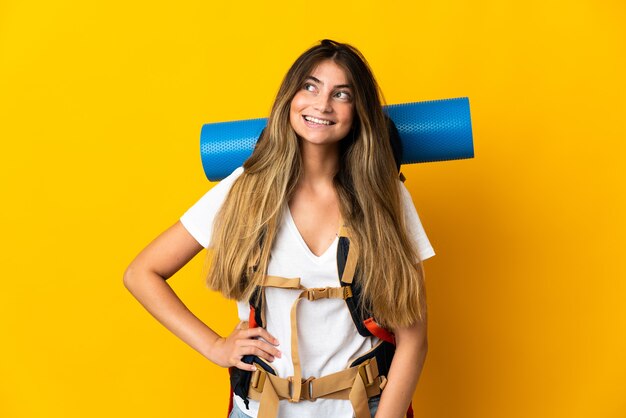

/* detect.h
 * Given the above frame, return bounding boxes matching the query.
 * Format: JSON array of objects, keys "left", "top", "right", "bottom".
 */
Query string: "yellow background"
[{"left": 1, "top": 0, "right": 625, "bottom": 417}]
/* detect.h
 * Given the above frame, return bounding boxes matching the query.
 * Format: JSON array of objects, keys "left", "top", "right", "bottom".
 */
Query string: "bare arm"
[
  {"left": 123, "top": 221, "right": 281, "bottom": 370},
  {"left": 374, "top": 312, "right": 428, "bottom": 418}
]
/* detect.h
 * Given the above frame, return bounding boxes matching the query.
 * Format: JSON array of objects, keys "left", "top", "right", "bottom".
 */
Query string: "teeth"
[{"left": 304, "top": 116, "right": 332, "bottom": 125}]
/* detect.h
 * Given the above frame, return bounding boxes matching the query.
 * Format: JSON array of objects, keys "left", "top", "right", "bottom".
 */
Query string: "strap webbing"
[
  {"left": 263, "top": 275, "right": 303, "bottom": 289},
  {"left": 250, "top": 357, "right": 382, "bottom": 418},
  {"left": 289, "top": 286, "right": 348, "bottom": 402}
]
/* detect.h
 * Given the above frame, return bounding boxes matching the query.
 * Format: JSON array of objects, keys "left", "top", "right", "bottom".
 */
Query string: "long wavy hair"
[{"left": 206, "top": 39, "right": 426, "bottom": 328}]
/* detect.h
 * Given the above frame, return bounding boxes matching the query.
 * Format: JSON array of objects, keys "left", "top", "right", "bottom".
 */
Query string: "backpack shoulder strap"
[{"left": 337, "top": 224, "right": 395, "bottom": 344}]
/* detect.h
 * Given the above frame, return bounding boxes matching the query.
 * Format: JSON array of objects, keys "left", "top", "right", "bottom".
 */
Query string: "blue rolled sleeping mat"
[{"left": 200, "top": 97, "right": 474, "bottom": 181}]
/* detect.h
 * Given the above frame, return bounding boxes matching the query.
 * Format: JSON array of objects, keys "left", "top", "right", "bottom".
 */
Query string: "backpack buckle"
[
  {"left": 307, "top": 287, "right": 329, "bottom": 301},
  {"left": 357, "top": 360, "right": 375, "bottom": 387},
  {"left": 302, "top": 376, "right": 317, "bottom": 401},
  {"left": 250, "top": 367, "right": 266, "bottom": 392},
  {"left": 286, "top": 376, "right": 294, "bottom": 402}
]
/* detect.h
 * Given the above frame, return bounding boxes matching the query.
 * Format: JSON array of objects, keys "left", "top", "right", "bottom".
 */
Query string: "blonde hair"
[{"left": 206, "top": 40, "right": 426, "bottom": 329}]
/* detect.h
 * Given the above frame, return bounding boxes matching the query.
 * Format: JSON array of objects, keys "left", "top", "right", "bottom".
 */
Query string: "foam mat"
[{"left": 200, "top": 97, "right": 473, "bottom": 181}]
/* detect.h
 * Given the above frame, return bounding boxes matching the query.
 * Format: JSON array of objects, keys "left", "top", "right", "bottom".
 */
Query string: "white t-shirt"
[{"left": 180, "top": 166, "right": 435, "bottom": 418}]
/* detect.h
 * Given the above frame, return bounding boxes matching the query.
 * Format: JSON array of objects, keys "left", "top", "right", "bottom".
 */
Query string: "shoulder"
[
  {"left": 192, "top": 166, "right": 244, "bottom": 205},
  {"left": 213, "top": 166, "right": 245, "bottom": 193},
  {"left": 397, "top": 179, "right": 419, "bottom": 210},
  {"left": 179, "top": 166, "right": 244, "bottom": 248},
  {"left": 398, "top": 179, "right": 412, "bottom": 200},
  {"left": 396, "top": 180, "right": 436, "bottom": 261}
]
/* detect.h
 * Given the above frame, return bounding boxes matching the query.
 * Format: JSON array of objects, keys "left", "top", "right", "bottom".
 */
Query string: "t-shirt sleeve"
[
  {"left": 399, "top": 181, "right": 435, "bottom": 261},
  {"left": 179, "top": 166, "right": 244, "bottom": 248}
]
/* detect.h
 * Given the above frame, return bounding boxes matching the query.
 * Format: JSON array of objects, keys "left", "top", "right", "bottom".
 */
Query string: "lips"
[{"left": 303, "top": 115, "right": 336, "bottom": 126}]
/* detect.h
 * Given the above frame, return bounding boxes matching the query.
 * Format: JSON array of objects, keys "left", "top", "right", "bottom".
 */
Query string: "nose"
[{"left": 313, "top": 92, "right": 333, "bottom": 113}]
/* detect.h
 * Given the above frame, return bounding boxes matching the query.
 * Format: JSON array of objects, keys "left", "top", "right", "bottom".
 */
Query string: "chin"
[
  {"left": 300, "top": 138, "right": 343, "bottom": 147},
  {"left": 296, "top": 128, "right": 348, "bottom": 145}
]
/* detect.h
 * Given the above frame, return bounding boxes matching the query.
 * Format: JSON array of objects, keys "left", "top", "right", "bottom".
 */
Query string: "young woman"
[{"left": 124, "top": 39, "right": 434, "bottom": 418}]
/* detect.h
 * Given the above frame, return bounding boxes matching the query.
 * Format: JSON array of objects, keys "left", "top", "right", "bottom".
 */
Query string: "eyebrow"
[{"left": 305, "top": 75, "right": 352, "bottom": 90}]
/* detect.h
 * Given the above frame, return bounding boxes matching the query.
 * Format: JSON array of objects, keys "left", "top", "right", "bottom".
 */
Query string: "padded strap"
[{"left": 338, "top": 225, "right": 359, "bottom": 284}]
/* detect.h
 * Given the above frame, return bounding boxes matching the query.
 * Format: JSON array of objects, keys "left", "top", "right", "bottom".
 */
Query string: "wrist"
[{"left": 205, "top": 335, "right": 225, "bottom": 365}]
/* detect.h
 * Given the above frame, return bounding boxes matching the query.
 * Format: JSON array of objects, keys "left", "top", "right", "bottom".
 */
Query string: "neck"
[{"left": 298, "top": 141, "right": 340, "bottom": 187}]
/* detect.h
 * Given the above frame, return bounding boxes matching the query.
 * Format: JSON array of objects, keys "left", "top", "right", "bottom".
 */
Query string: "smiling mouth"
[{"left": 303, "top": 115, "right": 336, "bottom": 126}]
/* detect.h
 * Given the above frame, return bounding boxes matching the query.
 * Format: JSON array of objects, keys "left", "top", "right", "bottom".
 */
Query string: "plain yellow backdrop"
[{"left": 1, "top": 0, "right": 625, "bottom": 417}]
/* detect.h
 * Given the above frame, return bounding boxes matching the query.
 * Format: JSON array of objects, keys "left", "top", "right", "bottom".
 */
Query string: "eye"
[
  {"left": 334, "top": 90, "right": 352, "bottom": 101},
  {"left": 303, "top": 82, "right": 316, "bottom": 92}
]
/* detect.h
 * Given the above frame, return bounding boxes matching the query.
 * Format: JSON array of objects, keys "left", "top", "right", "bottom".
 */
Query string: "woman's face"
[{"left": 289, "top": 59, "right": 355, "bottom": 147}]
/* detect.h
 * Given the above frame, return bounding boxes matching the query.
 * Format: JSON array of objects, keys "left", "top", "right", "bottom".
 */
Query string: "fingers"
[
  {"left": 240, "top": 345, "right": 275, "bottom": 363},
  {"left": 235, "top": 360, "right": 257, "bottom": 372},
  {"left": 232, "top": 340, "right": 282, "bottom": 370},
  {"left": 245, "top": 327, "right": 280, "bottom": 346},
  {"left": 220, "top": 326, "right": 281, "bottom": 371},
  {"left": 236, "top": 338, "right": 281, "bottom": 362}
]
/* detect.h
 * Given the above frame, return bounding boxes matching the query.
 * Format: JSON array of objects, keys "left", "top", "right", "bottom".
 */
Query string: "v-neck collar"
[{"left": 284, "top": 204, "right": 339, "bottom": 264}]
